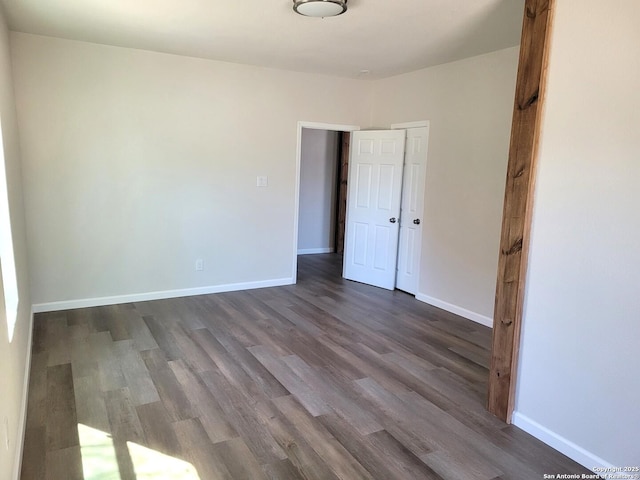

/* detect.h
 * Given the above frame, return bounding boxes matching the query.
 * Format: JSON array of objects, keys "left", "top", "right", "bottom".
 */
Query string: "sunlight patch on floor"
[
  {"left": 78, "top": 424, "right": 200, "bottom": 480},
  {"left": 127, "top": 441, "right": 200, "bottom": 479},
  {"left": 78, "top": 424, "right": 120, "bottom": 479}
]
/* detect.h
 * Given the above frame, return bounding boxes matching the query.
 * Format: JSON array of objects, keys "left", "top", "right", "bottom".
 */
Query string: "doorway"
[
  {"left": 297, "top": 128, "right": 347, "bottom": 257},
  {"left": 293, "top": 121, "right": 429, "bottom": 294},
  {"left": 292, "top": 122, "right": 360, "bottom": 283}
]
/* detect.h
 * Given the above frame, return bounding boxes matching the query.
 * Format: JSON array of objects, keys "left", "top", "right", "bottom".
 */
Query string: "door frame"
[
  {"left": 293, "top": 121, "right": 361, "bottom": 282},
  {"left": 391, "top": 120, "right": 429, "bottom": 130}
]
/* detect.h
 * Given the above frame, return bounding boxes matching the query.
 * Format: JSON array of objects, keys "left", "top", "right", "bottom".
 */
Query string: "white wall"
[
  {"left": 298, "top": 128, "right": 339, "bottom": 254},
  {"left": 371, "top": 47, "right": 519, "bottom": 325},
  {"left": 11, "top": 33, "right": 372, "bottom": 307},
  {"left": 0, "top": 8, "right": 33, "bottom": 480},
  {"left": 513, "top": 0, "right": 640, "bottom": 468}
]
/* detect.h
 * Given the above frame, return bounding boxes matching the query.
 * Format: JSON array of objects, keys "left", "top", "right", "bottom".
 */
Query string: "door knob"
[
  {"left": 389, "top": 217, "right": 397, "bottom": 223},
  {"left": 413, "top": 219, "right": 421, "bottom": 225}
]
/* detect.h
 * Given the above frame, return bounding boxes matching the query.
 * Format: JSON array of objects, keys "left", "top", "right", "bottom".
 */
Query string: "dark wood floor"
[{"left": 21, "top": 254, "right": 590, "bottom": 479}]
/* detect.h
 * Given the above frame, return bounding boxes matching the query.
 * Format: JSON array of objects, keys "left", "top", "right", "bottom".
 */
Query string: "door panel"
[
  {"left": 373, "top": 226, "right": 391, "bottom": 270},
  {"left": 396, "top": 126, "right": 430, "bottom": 294},
  {"left": 353, "top": 223, "right": 368, "bottom": 265},
  {"left": 355, "top": 164, "right": 372, "bottom": 207},
  {"left": 343, "top": 130, "right": 405, "bottom": 290}
]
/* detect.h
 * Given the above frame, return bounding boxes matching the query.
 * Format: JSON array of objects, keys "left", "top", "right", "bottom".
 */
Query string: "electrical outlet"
[
  {"left": 195, "top": 259, "right": 204, "bottom": 271},
  {"left": 256, "top": 176, "right": 268, "bottom": 187}
]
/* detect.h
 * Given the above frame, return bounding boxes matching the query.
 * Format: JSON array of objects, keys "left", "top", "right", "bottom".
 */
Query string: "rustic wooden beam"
[
  {"left": 335, "top": 132, "right": 350, "bottom": 255},
  {"left": 487, "top": 0, "right": 555, "bottom": 422}
]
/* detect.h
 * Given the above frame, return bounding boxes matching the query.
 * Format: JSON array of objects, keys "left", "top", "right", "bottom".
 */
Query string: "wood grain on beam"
[
  {"left": 488, "top": 0, "right": 555, "bottom": 422},
  {"left": 336, "top": 132, "right": 350, "bottom": 255}
]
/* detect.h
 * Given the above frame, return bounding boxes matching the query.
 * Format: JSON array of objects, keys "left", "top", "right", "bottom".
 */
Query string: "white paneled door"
[
  {"left": 343, "top": 130, "right": 406, "bottom": 290},
  {"left": 396, "top": 126, "right": 429, "bottom": 294}
]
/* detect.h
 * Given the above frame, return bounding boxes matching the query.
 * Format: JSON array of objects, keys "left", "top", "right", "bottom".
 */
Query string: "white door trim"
[
  {"left": 391, "top": 120, "right": 429, "bottom": 130},
  {"left": 293, "top": 121, "right": 361, "bottom": 282}
]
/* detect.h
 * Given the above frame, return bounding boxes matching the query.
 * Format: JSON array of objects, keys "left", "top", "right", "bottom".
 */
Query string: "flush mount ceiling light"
[{"left": 293, "top": 0, "right": 347, "bottom": 18}]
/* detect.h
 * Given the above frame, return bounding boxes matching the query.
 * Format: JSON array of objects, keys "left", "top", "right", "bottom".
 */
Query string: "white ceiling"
[{"left": 1, "top": 0, "right": 524, "bottom": 79}]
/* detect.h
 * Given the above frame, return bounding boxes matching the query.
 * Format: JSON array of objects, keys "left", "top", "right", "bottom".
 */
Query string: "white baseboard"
[
  {"left": 32, "top": 277, "right": 294, "bottom": 313},
  {"left": 297, "top": 248, "right": 333, "bottom": 255},
  {"left": 415, "top": 294, "right": 493, "bottom": 328},
  {"left": 13, "top": 307, "right": 35, "bottom": 480},
  {"left": 512, "top": 411, "right": 613, "bottom": 472}
]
